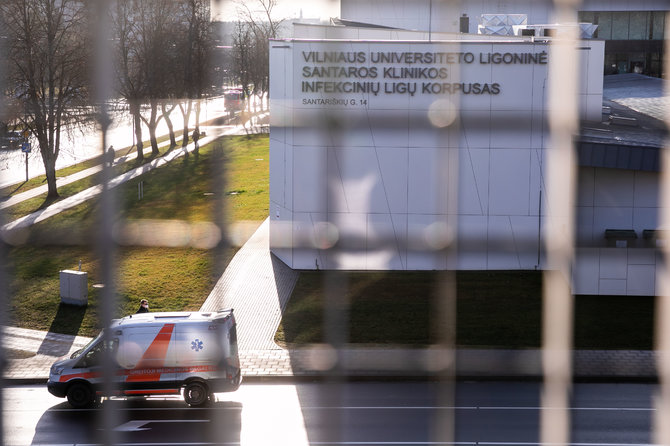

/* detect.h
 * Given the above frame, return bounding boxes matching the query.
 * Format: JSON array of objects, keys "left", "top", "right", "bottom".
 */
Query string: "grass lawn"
[
  {"left": 5, "top": 134, "right": 269, "bottom": 337},
  {"left": 275, "top": 270, "right": 656, "bottom": 350}
]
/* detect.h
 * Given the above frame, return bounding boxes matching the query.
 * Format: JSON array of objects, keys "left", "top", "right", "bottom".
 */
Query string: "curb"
[{"left": 3, "top": 347, "right": 659, "bottom": 385}]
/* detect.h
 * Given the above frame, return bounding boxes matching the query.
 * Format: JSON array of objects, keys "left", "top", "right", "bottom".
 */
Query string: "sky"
[{"left": 213, "top": 0, "right": 340, "bottom": 22}]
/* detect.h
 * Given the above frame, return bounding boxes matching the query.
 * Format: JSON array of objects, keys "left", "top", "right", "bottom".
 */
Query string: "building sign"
[{"left": 297, "top": 44, "right": 549, "bottom": 107}]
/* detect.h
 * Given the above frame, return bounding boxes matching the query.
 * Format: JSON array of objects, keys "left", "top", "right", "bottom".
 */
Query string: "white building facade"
[
  {"left": 269, "top": 0, "right": 666, "bottom": 296},
  {"left": 270, "top": 36, "right": 604, "bottom": 264}
]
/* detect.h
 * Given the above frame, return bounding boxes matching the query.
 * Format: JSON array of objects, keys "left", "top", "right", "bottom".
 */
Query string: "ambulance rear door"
[{"left": 173, "top": 321, "right": 222, "bottom": 383}]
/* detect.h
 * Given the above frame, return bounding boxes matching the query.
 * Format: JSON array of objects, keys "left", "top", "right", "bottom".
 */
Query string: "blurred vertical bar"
[
  {"left": 655, "top": 13, "right": 670, "bottom": 445},
  {"left": 92, "top": 0, "right": 119, "bottom": 442},
  {"left": 542, "top": 0, "right": 580, "bottom": 444},
  {"left": 211, "top": 0, "right": 228, "bottom": 291},
  {"left": 433, "top": 1, "right": 458, "bottom": 444},
  {"left": 322, "top": 35, "right": 348, "bottom": 446},
  {"left": 0, "top": 14, "right": 7, "bottom": 445},
  {"left": 211, "top": 1, "right": 230, "bottom": 443}
]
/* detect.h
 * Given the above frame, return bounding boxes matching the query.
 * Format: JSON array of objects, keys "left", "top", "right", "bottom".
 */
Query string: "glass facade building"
[{"left": 579, "top": 11, "right": 666, "bottom": 77}]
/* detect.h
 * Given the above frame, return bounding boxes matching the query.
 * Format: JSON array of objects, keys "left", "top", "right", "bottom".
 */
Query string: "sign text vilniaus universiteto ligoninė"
[{"left": 299, "top": 50, "right": 548, "bottom": 104}]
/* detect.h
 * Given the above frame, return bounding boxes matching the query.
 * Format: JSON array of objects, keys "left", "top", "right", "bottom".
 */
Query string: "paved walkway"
[
  {"left": 603, "top": 73, "right": 667, "bottom": 122},
  {"left": 0, "top": 139, "right": 173, "bottom": 210},
  {"left": 1, "top": 125, "right": 247, "bottom": 234},
  {"left": 200, "top": 219, "right": 299, "bottom": 351}
]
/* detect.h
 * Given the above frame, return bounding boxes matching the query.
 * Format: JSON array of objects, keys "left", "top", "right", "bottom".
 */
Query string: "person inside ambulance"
[{"left": 80, "top": 338, "right": 119, "bottom": 368}]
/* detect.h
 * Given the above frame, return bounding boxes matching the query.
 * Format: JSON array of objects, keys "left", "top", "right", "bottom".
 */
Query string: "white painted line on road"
[
  {"left": 24, "top": 443, "right": 656, "bottom": 446},
  {"left": 112, "top": 419, "right": 209, "bottom": 432},
  {"left": 480, "top": 443, "right": 654, "bottom": 446},
  {"left": 49, "top": 404, "right": 655, "bottom": 412},
  {"left": 478, "top": 406, "right": 655, "bottom": 412}
]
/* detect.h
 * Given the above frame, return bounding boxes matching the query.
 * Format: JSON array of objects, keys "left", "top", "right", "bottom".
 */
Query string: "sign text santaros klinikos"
[{"left": 299, "top": 49, "right": 548, "bottom": 105}]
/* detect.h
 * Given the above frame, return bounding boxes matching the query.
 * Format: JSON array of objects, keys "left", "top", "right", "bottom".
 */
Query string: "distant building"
[{"left": 340, "top": 0, "right": 667, "bottom": 77}]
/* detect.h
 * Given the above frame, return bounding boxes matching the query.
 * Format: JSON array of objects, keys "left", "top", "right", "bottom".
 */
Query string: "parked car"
[
  {"left": 224, "top": 89, "right": 246, "bottom": 116},
  {"left": 0, "top": 131, "right": 23, "bottom": 150}
]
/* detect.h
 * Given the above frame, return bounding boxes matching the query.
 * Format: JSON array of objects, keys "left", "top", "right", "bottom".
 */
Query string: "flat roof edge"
[{"left": 270, "top": 38, "right": 556, "bottom": 44}]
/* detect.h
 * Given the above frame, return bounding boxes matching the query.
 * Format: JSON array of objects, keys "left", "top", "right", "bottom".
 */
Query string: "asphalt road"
[{"left": 1, "top": 381, "right": 657, "bottom": 445}]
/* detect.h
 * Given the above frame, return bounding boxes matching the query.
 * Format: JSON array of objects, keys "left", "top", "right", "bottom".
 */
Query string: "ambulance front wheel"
[
  {"left": 67, "top": 382, "right": 94, "bottom": 409},
  {"left": 183, "top": 381, "right": 209, "bottom": 407}
]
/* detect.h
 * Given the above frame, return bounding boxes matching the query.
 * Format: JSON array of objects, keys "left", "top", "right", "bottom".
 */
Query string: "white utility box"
[{"left": 59, "top": 270, "right": 88, "bottom": 306}]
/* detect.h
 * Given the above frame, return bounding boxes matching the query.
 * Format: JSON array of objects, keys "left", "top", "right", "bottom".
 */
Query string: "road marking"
[
  {"left": 54, "top": 405, "right": 655, "bottom": 412},
  {"left": 112, "top": 419, "right": 209, "bottom": 432},
  {"left": 22, "top": 443, "right": 657, "bottom": 446},
  {"left": 479, "top": 443, "right": 654, "bottom": 446}
]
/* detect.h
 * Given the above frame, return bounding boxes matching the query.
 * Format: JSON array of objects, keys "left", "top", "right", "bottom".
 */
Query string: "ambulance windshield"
[{"left": 70, "top": 330, "right": 104, "bottom": 359}]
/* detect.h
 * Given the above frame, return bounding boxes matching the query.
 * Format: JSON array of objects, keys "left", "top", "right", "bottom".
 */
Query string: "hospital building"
[{"left": 268, "top": 0, "right": 668, "bottom": 296}]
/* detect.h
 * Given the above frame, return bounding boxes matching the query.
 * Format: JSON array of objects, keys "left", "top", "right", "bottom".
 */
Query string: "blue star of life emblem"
[{"left": 191, "top": 339, "right": 204, "bottom": 351}]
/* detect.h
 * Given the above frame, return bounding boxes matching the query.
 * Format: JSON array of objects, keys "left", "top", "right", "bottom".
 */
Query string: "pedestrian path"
[
  {"left": 2, "top": 323, "right": 658, "bottom": 381},
  {"left": 0, "top": 125, "right": 242, "bottom": 235},
  {"left": 201, "top": 219, "right": 299, "bottom": 351},
  {"left": 0, "top": 139, "right": 172, "bottom": 210},
  {"left": 2, "top": 326, "right": 91, "bottom": 381},
  {"left": 603, "top": 73, "right": 666, "bottom": 122}
]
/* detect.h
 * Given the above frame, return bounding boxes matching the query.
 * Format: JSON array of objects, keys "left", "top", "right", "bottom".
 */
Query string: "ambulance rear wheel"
[
  {"left": 184, "top": 381, "right": 208, "bottom": 407},
  {"left": 67, "top": 382, "right": 94, "bottom": 409}
]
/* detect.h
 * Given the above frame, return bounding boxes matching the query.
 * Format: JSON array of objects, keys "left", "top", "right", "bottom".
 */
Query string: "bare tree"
[
  {"left": 231, "top": 21, "right": 253, "bottom": 105},
  {"left": 176, "top": 0, "right": 215, "bottom": 152},
  {"left": 113, "top": 0, "right": 146, "bottom": 161},
  {"left": 1, "top": 0, "right": 91, "bottom": 198},
  {"left": 139, "top": 0, "right": 180, "bottom": 156},
  {"left": 113, "top": 0, "right": 181, "bottom": 159},
  {"left": 235, "top": 0, "right": 284, "bottom": 111}
]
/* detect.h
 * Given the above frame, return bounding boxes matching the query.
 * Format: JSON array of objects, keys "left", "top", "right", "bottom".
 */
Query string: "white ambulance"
[{"left": 47, "top": 309, "right": 241, "bottom": 408}]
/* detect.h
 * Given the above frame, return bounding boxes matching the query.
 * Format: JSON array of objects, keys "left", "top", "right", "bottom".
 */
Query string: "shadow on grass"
[
  {"left": 3, "top": 181, "right": 29, "bottom": 199},
  {"left": 130, "top": 152, "right": 161, "bottom": 169},
  {"left": 163, "top": 143, "right": 178, "bottom": 155},
  {"left": 47, "top": 303, "right": 87, "bottom": 336},
  {"left": 36, "top": 302, "right": 87, "bottom": 356},
  {"left": 36, "top": 195, "right": 63, "bottom": 211}
]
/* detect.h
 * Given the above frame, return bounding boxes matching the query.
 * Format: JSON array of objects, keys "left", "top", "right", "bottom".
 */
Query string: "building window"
[
  {"left": 651, "top": 11, "right": 665, "bottom": 40},
  {"left": 611, "top": 12, "right": 630, "bottom": 40},
  {"left": 579, "top": 10, "right": 666, "bottom": 78}
]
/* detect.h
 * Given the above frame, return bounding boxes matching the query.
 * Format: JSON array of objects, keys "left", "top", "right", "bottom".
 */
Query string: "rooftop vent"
[{"left": 478, "top": 14, "right": 527, "bottom": 36}]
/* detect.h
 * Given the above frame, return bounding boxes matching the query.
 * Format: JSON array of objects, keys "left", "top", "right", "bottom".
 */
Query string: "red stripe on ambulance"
[
  {"left": 124, "top": 389, "right": 180, "bottom": 396},
  {"left": 59, "top": 371, "right": 100, "bottom": 382},
  {"left": 126, "top": 323, "right": 175, "bottom": 382}
]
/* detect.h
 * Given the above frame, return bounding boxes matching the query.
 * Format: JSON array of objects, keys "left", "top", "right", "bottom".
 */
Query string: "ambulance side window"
[{"left": 80, "top": 338, "right": 119, "bottom": 368}]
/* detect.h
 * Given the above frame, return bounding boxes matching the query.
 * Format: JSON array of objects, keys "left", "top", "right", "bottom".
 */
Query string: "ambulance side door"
[{"left": 117, "top": 324, "right": 177, "bottom": 390}]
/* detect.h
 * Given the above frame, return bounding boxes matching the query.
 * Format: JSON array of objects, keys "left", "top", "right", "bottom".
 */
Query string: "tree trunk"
[
  {"left": 130, "top": 101, "right": 144, "bottom": 162},
  {"left": 45, "top": 161, "right": 58, "bottom": 198},
  {"left": 193, "top": 99, "right": 201, "bottom": 155},
  {"left": 149, "top": 101, "right": 159, "bottom": 156},
  {"left": 41, "top": 139, "right": 59, "bottom": 198},
  {"left": 162, "top": 103, "right": 176, "bottom": 147},
  {"left": 149, "top": 124, "right": 159, "bottom": 155},
  {"left": 181, "top": 100, "right": 192, "bottom": 147}
]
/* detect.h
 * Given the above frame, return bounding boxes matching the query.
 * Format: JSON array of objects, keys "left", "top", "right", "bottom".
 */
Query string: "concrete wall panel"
[
  {"left": 573, "top": 248, "right": 600, "bottom": 295},
  {"left": 489, "top": 149, "right": 531, "bottom": 215}
]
